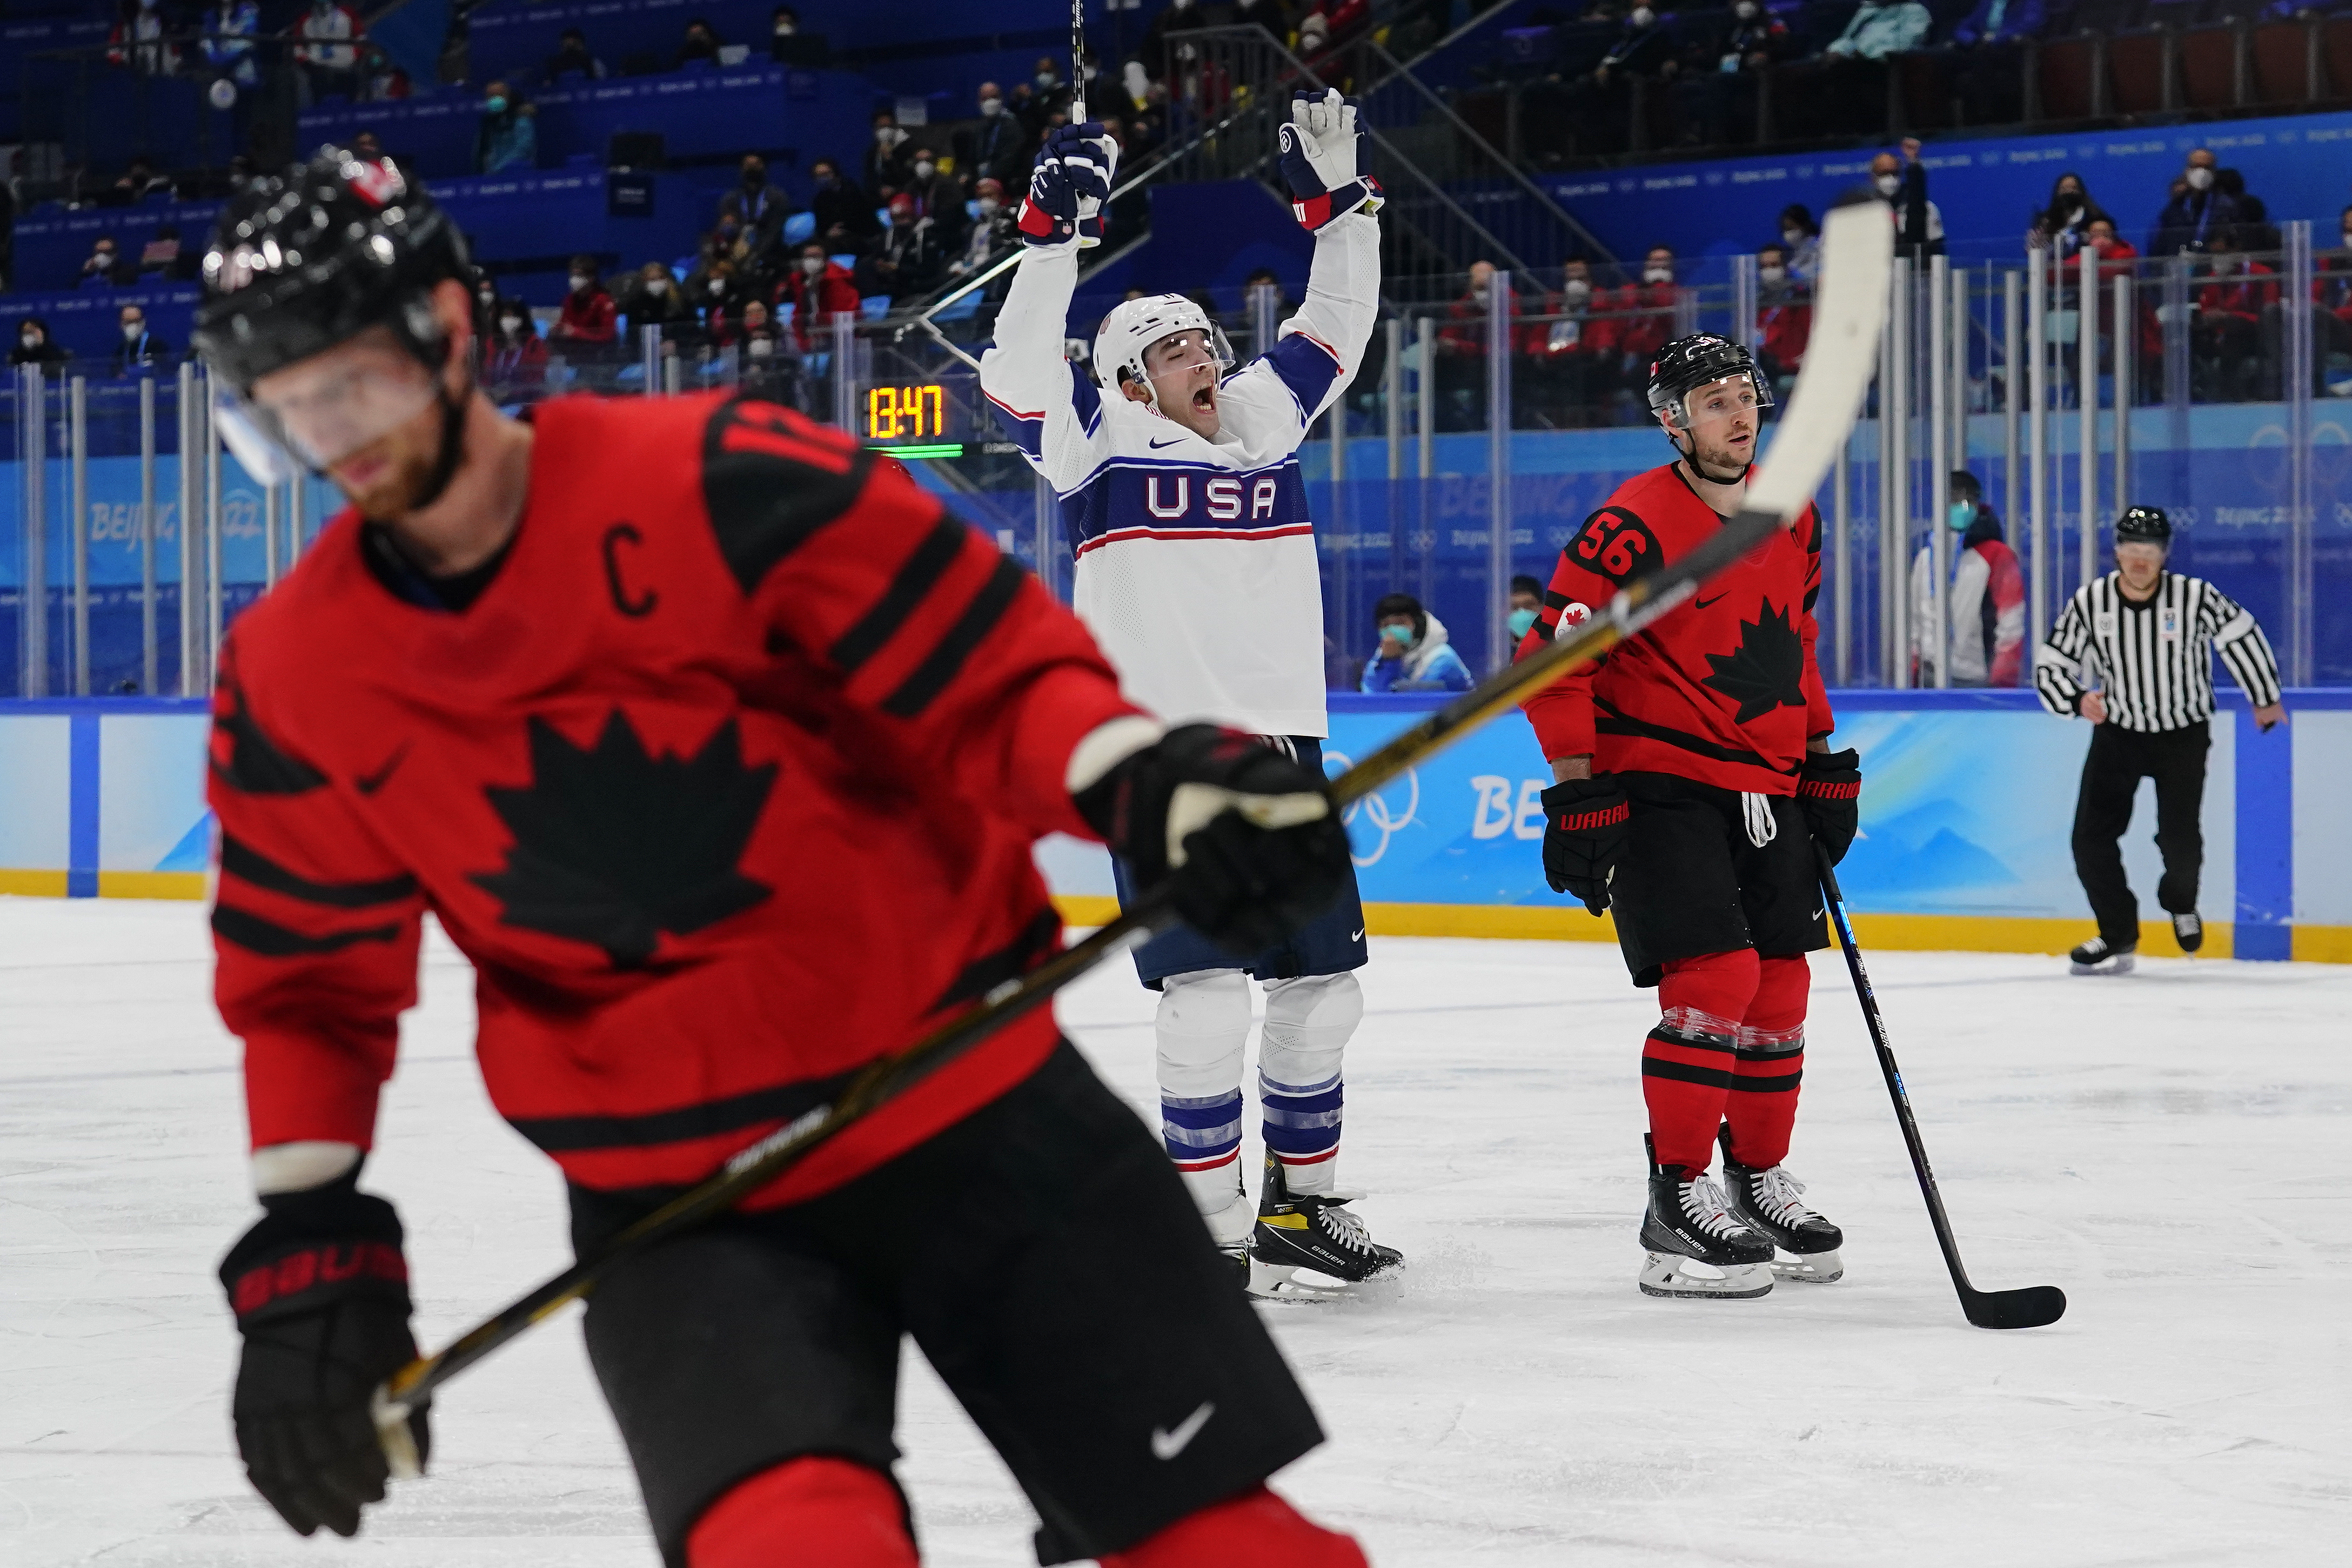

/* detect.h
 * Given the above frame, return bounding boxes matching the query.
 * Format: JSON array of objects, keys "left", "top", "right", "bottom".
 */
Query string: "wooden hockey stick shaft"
[{"left": 373, "top": 202, "right": 1896, "bottom": 1461}]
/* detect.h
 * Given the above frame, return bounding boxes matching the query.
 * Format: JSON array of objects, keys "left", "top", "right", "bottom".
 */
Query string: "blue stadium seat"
[{"left": 783, "top": 211, "right": 817, "bottom": 246}]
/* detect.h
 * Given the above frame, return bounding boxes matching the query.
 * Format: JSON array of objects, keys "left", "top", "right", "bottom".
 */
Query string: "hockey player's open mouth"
[{"left": 1192, "top": 385, "right": 1216, "bottom": 415}]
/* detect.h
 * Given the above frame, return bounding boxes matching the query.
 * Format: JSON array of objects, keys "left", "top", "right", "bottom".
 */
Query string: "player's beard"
[
  {"left": 1687, "top": 422, "right": 1754, "bottom": 483},
  {"left": 331, "top": 396, "right": 464, "bottom": 525}
]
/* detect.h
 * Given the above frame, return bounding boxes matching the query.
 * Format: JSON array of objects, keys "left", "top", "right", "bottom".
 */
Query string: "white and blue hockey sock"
[
  {"left": 1154, "top": 968, "right": 1253, "bottom": 1214},
  {"left": 1258, "top": 971, "right": 1363, "bottom": 1198}
]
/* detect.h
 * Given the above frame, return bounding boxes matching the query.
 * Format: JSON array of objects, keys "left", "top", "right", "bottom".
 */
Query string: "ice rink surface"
[{"left": 2, "top": 897, "right": 2347, "bottom": 1566}]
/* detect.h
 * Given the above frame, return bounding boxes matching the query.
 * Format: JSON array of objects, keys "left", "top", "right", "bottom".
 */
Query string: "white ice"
[{"left": 2, "top": 897, "right": 2347, "bottom": 1566}]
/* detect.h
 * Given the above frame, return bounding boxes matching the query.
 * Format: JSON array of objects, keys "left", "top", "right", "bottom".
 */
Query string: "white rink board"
[{"left": 1, "top": 899, "right": 2347, "bottom": 1566}]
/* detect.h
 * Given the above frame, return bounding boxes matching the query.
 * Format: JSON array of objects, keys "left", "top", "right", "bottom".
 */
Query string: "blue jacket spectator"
[
  {"left": 2149, "top": 149, "right": 2241, "bottom": 258},
  {"left": 1825, "top": 0, "right": 1932, "bottom": 59},
  {"left": 475, "top": 82, "right": 538, "bottom": 176},
  {"left": 1362, "top": 595, "right": 1475, "bottom": 693},
  {"left": 203, "top": 0, "right": 262, "bottom": 88},
  {"left": 1949, "top": 0, "right": 2045, "bottom": 45}
]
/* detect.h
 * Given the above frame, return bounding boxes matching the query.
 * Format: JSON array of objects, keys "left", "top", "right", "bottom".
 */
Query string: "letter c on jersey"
[
  {"left": 602, "top": 523, "right": 658, "bottom": 618},
  {"left": 1145, "top": 475, "right": 1190, "bottom": 519}
]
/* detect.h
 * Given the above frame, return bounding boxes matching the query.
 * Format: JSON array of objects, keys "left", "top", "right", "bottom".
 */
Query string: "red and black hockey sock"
[
  {"left": 686, "top": 1456, "right": 916, "bottom": 1568},
  {"left": 1723, "top": 954, "right": 1809, "bottom": 1171},
  {"left": 1643, "top": 949, "right": 1760, "bottom": 1172},
  {"left": 1100, "top": 1484, "right": 1369, "bottom": 1568}
]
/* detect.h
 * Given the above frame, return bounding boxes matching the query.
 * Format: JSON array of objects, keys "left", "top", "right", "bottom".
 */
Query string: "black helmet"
[
  {"left": 2114, "top": 505, "right": 2172, "bottom": 546},
  {"left": 1646, "top": 333, "right": 1772, "bottom": 429},
  {"left": 193, "top": 147, "right": 469, "bottom": 394}
]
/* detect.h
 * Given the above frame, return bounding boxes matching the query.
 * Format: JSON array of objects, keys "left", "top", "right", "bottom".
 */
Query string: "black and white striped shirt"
[{"left": 2033, "top": 571, "right": 2281, "bottom": 732}]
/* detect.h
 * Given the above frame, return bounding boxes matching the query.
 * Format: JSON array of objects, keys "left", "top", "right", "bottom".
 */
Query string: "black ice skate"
[
  {"left": 2068, "top": 935, "right": 2136, "bottom": 975},
  {"left": 1718, "top": 1125, "right": 1844, "bottom": 1284},
  {"left": 1638, "top": 1136, "right": 1774, "bottom": 1299},
  {"left": 1248, "top": 1153, "right": 1402, "bottom": 1300},
  {"left": 2172, "top": 911, "right": 2203, "bottom": 954}
]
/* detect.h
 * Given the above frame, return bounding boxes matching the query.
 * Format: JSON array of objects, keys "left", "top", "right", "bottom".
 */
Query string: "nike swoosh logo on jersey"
[
  {"left": 354, "top": 742, "right": 411, "bottom": 796},
  {"left": 1694, "top": 592, "right": 1728, "bottom": 609},
  {"left": 1149, "top": 435, "right": 1187, "bottom": 448},
  {"left": 1151, "top": 1402, "right": 1215, "bottom": 1460}
]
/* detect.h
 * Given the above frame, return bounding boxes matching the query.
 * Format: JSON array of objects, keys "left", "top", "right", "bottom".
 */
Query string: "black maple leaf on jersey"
[
  {"left": 472, "top": 712, "right": 778, "bottom": 968},
  {"left": 1700, "top": 599, "right": 1807, "bottom": 724}
]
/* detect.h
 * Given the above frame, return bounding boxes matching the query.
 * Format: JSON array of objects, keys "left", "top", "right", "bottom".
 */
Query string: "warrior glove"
[
  {"left": 1075, "top": 723, "right": 1351, "bottom": 955},
  {"left": 220, "top": 1172, "right": 428, "bottom": 1538},
  {"left": 1797, "top": 747, "right": 1862, "bottom": 866},
  {"left": 1018, "top": 122, "right": 1118, "bottom": 247},
  {"left": 1277, "top": 88, "right": 1383, "bottom": 231},
  {"left": 1540, "top": 775, "right": 1631, "bottom": 916}
]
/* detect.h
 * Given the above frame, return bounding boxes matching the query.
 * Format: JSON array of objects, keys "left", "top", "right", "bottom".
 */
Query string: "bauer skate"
[
  {"left": 1638, "top": 1136, "right": 1774, "bottom": 1299},
  {"left": 1248, "top": 1153, "right": 1402, "bottom": 1301},
  {"left": 2172, "top": 911, "right": 2203, "bottom": 954},
  {"left": 1718, "top": 1126, "right": 1844, "bottom": 1284},
  {"left": 2068, "top": 935, "right": 2135, "bottom": 975}
]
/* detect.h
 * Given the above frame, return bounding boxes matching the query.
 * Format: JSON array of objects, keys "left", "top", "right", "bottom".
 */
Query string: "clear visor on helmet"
[
  {"left": 228, "top": 333, "right": 443, "bottom": 479},
  {"left": 1137, "top": 323, "right": 1235, "bottom": 387},
  {"left": 1663, "top": 370, "right": 1771, "bottom": 432}
]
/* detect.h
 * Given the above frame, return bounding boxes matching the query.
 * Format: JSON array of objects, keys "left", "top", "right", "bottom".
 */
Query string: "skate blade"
[
  {"left": 1638, "top": 1251, "right": 1773, "bottom": 1299},
  {"left": 1246, "top": 1260, "right": 1350, "bottom": 1302},
  {"left": 2068, "top": 956, "right": 2135, "bottom": 976},
  {"left": 1770, "top": 1247, "right": 1844, "bottom": 1284}
]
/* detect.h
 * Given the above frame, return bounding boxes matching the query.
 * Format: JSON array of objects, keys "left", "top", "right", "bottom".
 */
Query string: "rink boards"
[{"left": 0, "top": 690, "right": 2345, "bottom": 962}]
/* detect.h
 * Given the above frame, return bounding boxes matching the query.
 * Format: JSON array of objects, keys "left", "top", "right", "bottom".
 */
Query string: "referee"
[{"left": 2033, "top": 506, "right": 2285, "bottom": 975}]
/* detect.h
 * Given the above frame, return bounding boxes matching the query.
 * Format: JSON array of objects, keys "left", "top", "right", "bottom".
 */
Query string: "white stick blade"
[{"left": 1745, "top": 203, "right": 1895, "bottom": 522}]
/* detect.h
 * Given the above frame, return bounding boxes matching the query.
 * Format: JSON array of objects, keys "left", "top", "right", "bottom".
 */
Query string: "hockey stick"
[
  {"left": 370, "top": 202, "right": 1895, "bottom": 1465},
  {"left": 1817, "top": 844, "right": 2068, "bottom": 1331}
]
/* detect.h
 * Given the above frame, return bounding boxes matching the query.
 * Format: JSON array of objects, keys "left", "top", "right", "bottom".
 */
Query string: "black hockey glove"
[
  {"left": 1076, "top": 724, "right": 1351, "bottom": 955},
  {"left": 1540, "top": 774, "right": 1630, "bottom": 916},
  {"left": 220, "top": 1172, "right": 428, "bottom": 1538},
  {"left": 1797, "top": 747, "right": 1862, "bottom": 866}
]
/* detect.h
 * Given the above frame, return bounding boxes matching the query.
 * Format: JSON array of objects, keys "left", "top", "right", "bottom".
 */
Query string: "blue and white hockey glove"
[
  {"left": 1017, "top": 123, "right": 1118, "bottom": 248},
  {"left": 1278, "top": 88, "right": 1383, "bottom": 232}
]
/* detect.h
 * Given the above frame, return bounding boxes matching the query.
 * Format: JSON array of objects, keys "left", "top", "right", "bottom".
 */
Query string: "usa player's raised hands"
[{"left": 1016, "top": 122, "right": 1118, "bottom": 248}]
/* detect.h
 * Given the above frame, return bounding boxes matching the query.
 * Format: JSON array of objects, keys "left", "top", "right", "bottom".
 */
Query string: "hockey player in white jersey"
[{"left": 980, "top": 91, "right": 1398, "bottom": 1296}]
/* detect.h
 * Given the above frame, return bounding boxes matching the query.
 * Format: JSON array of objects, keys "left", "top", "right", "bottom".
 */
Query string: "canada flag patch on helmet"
[{"left": 345, "top": 157, "right": 406, "bottom": 210}]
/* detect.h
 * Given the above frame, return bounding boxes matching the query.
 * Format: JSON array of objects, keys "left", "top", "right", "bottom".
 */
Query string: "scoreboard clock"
[{"left": 863, "top": 383, "right": 962, "bottom": 458}]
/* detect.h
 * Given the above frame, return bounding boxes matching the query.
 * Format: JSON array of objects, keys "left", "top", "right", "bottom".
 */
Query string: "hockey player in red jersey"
[
  {"left": 1516, "top": 336, "right": 1862, "bottom": 1301},
  {"left": 193, "top": 150, "right": 1371, "bottom": 1567}
]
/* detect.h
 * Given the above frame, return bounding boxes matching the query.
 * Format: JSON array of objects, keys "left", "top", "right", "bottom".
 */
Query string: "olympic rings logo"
[{"left": 1322, "top": 748, "right": 1419, "bottom": 868}]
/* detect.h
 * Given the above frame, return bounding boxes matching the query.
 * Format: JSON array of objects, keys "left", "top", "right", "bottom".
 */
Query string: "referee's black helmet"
[{"left": 2114, "top": 505, "right": 2172, "bottom": 547}]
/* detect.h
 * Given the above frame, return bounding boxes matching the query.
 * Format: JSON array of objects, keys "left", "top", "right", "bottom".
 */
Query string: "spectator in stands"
[
  {"left": 689, "top": 253, "right": 742, "bottom": 323},
  {"left": 719, "top": 155, "right": 790, "bottom": 253},
  {"left": 293, "top": 0, "right": 364, "bottom": 106},
  {"left": 782, "top": 240, "right": 861, "bottom": 351},
  {"left": 1550, "top": 5, "right": 1672, "bottom": 158},
  {"left": 2223, "top": 173, "right": 2279, "bottom": 255},
  {"left": 2150, "top": 148, "right": 2239, "bottom": 257},
  {"left": 2195, "top": 227, "right": 2275, "bottom": 400},
  {"left": 1911, "top": 470, "right": 2024, "bottom": 687},
  {"left": 110, "top": 304, "right": 170, "bottom": 376},
  {"left": 1873, "top": 140, "right": 1944, "bottom": 259},
  {"left": 485, "top": 299, "right": 548, "bottom": 394},
  {"left": 475, "top": 82, "right": 537, "bottom": 175},
  {"left": 1607, "top": 245, "right": 1680, "bottom": 396},
  {"left": 2029, "top": 172, "right": 2107, "bottom": 260},
  {"left": 1137, "top": 0, "right": 1214, "bottom": 82},
  {"left": 203, "top": 1, "right": 262, "bottom": 90},
  {"left": 1779, "top": 205, "right": 1821, "bottom": 281},
  {"left": 1673, "top": 0, "right": 1786, "bottom": 149},
  {"left": 108, "top": 0, "right": 182, "bottom": 77},
  {"left": 734, "top": 298, "right": 789, "bottom": 391},
  {"left": 81, "top": 235, "right": 126, "bottom": 288},
  {"left": 865, "top": 111, "right": 913, "bottom": 199},
  {"left": 1523, "top": 257, "right": 1606, "bottom": 427},
  {"left": 959, "top": 82, "right": 1027, "bottom": 187},
  {"left": 1947, "top": 0, "right": 2039, "bottom": 122},
  {"left": 625, "top": 261, "right": 695, "bottom": 345},
  {"left": 1754, "top": 243, "right": 1810, "bottom": 391},
  {"left": 1825, "top": 0, "right": 1929, "bottom": 59},
  {"left": 901, "top": 145, "right": 965, "bottom": 245},
  {"left": 1436, "top": 260, "right": 1499, "bottom": 430},
  {"left": 859, "top": 192, "right": 944, "bottom": 299},
  {"left": 950, "top": 177, "right": 1013, "bottom": 278},
  {"left": 358, "top": 43, "right": 411, "bottom": 102},
  {"left": 677, "top": 18, "right": 725, "bottom": 69},
  {"left": 1361, "top": 593, "right": 1473, "bottom": 693},
  {"left": 551, "top": 255, "right": 620, "bottom": 355},
  {"left": 1951, "top": 0, "right": 2045, "bottom": 45},
  {"left": 808, "top": 157, "right": 880, "bottom": 247},
  {"left": 139, "top": 224, "right": 184, "bottom": 276},
  {"left": 1507, "top": 576, "right": 1545, "bottom": 647},
  {"left": 544, "top": 26, "right": 606, "bottom": 83},
  {"left": 12, "top": 318, "right": 72, "bottom": 368}
]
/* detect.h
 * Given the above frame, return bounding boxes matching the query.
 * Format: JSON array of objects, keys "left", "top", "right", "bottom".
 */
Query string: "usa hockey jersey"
[{"left": 978, "top": 213, "right": 1380, "bottom": 739}]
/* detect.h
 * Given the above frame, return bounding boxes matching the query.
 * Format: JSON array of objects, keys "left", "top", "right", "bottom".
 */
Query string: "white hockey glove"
[
  {"left": 1016, "top": 123, "right": 1118, "bottom": 250},
  {"left": 1277, "top": 88, "right": 1383, "bottom": 232}
]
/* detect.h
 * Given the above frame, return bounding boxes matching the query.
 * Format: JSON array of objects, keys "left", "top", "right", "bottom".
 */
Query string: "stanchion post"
[
  {"left": 2027, "top": 244, "right": 2049, "bottom": 649},
  {"left": 1415, "top": 316, "right": 1434, "bottom": 481},
  {"left": 1384, "top": 317, "right": 1403, "bottom": 481},
  {"left": 205, "top": 378, "right": 224, "bottom": 695},
  {"left": 178, "top": 362, "right": 199, "bottom": 695},
  {"left": 1888, "top": 255, "right": 1912, "bottom": 689},
  {"left": 140, "top": 374, "right": 158, "bottom": 695},
  {"left": 1833, "top": 433, "right": 1851, "bottom": 687},
  {"left": 2284, "top": 219, "right": 2314, "bottom": 685},
  {"left": 1927, "top": 256, "right": 1949, "bottom": 691},
  {"left": 1486, "top": 270, "right": 1513, "bottom": 672},
  {"left": 2078, "top": 246, "right": 2098, "bottom": 598},
  {"left": 70, "top": 374, "right": 89, "bottom": 697}
]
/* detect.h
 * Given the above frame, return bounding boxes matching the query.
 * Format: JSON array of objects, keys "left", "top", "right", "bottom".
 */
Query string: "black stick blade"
[{"left": 1963, "top": 1284, "right": 2067, "bottom": 1331}]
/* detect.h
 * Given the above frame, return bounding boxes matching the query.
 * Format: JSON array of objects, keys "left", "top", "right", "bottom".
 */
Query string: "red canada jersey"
[
  {"left": 208, "top": 393, "right": 1135, "bottom": 1207},
  {"left": 1517, "top": 463, "right": 1833, "bottom": 794}
]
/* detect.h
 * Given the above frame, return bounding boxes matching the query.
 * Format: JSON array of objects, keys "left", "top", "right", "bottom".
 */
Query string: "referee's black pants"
[{"left": 2072, "top": 719, "right": 2209, "bottom": 946}]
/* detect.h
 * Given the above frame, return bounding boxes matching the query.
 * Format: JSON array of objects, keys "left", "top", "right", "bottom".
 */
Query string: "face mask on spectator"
[
  {"left": 747, "top": 336, "right": 774, "bottom": 359},
  {"left": 486, "top": 95, "right": 511, "bottom": 115},
  {"left": 123, "top": 320, "right": 144, "bottom": 339},
  {"left": 1378, "top": 621, "right": 1415, "bottom": 650},
  {"left": 1507, "top": 607, "right": 1537, "bottom": 639},
  {"left": 1036, "top": 70, "right": 1056, "bottom": 88},
  {"left": 774, "top": 18, "right": 795, "bottom": 35},
  {"left": 1644, "top": 265, "right": 1672, "bottom": 284},
  {"left": 801, "top": 254, "right": 825, "bottom": 275},
  {"left": 1759, "top": 264, "right": 1785, "bottom": 283},
  {"left": 646, "top": 277, "right": 668, "bottom": 296},
  {"left": 570, "top": 273, "right": 593, "bottom": 293},
  {"left": 1948, "top": 500, "right": 1976, "bottom": 531},
  {"left": 1630, "top": 6, "right": 1654, "bottom": 24},
  {"left": 710, "top": 277, "right": 729, "bottom": 294},
  {"left": 913, "top": 159, "right": 935, "bottom": 179},
  {"left": 876, "top": 125, "right": 896, "bottom": 144},
  {"left": 96, "top": 247, "right": 116, "bottom": 265},
  {"left": 499, "top": 314, "right": 522, "bottom": 335},
  {"left": 21, "top": 331, "right": 40, "bottom": 349},
  {"left": 1875, "top": 173, "right": 1901, "bottom": 197},
  {"left": 980, "top": 96, "right": 1003, "bottom": 116},
  {"left": 2342, "top": 226, "right": 2352, "bottom": 247},
  {"left": 2186, "top": 165, "right": 2213, "bottom": 191},
  {"left": 1562, "top": 279, "right": 1591, "bottom": 303},
  {"left": 1782, "top": 226, "right": 1804, "bottom": 246},
  {"left": 1734, "top": 0, "right": 1758, "bottom": 17},
  {"left": 978, "top": 196, "right": 1002, "bottom": 217}
]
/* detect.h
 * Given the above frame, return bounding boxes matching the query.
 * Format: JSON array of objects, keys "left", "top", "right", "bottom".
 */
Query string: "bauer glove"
[
  {"left": 1074, "top": 723, "right": 1351, "bottom": 955},
  {"left": 1277, "top": 88, "right": 1383, "bottom": 231},
  {"left": 220, "top": 1172, "right": 429, "bottom": 1538},
  {"left": 1017, "top": 122, "right": 1117, "bottom": 248},
  {"left": 1797, "top": 747, "right": 1861, "bottom": 866},
  {"left": 1540, "top": 774, "right": 1630, "bottom": 916}
]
